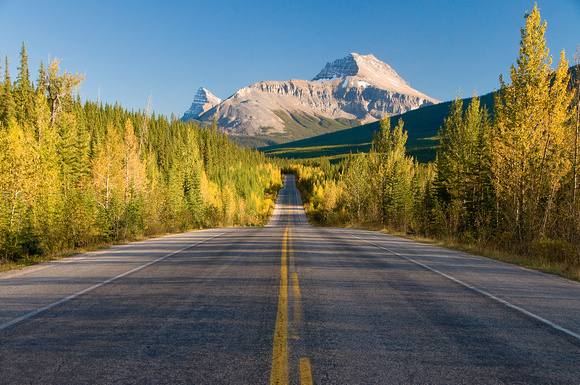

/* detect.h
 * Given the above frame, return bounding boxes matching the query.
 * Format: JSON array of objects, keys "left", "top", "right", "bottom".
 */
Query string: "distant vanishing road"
[{"left": 1, "top": 175, "right": 579, "bottom": 384}]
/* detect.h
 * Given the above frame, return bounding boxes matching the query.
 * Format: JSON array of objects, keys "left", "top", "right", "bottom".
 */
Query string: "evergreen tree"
[
  {"left": 437, "top": 94, "right": 492, "bottom": 236},
  {"left": 180, "top": 128, "right": 203, "bottom": 226},
  {"left": 571, "top": 49, "right": 580, "bottom": 236},
  {"left": 36, "top": 60, "right": 47, "bottom": 95},
  {"left": 372, "top": 115, "right": 390, "bottom": 154},
  {"left": 371, "top": 117, "right": 415, "bottom": 229},
  {"left": 14, "top": 42, "right": 35, "bottom": 127},
  {"left": 0, "top": 54, "right": 3, "bottom": 109},
  {"left": 412, "top": 163, "right": 442, "bottom": 236},
  {"left": 342, "top": 153, "right": 370, "bottom": 222},
  {"left": 0, "top": 56, "right": 16, "bottom": 126}
]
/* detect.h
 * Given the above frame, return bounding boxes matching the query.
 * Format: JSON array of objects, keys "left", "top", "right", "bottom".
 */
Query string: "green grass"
[
  {"left": 231, "top": 134, "right": 288, "bottom": 148},
  {"left": 227, "top": 111, "right": 362, "bottom": 148},
  {"left": 261, "top": 92, "right": 495, "bottom": 163},
  {"left": 264, "top": 143, "right": 372, "bottom": 160},
  {"left": 271, "top": 110, "right": 361, "bottom": 142}
]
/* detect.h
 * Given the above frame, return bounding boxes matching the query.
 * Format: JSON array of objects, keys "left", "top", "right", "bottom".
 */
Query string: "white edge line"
[
  {"left": 348, "top": 232, "right": 580, "bottom": 342},
  {"left": 0, "top": 231, "right": 230, "bottom": 332}
]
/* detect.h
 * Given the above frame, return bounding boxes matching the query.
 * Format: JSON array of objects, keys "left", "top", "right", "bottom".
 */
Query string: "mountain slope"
[
  {"left": 261, "top": 92, "right": 495, "bottom": 163},
  {"left": 312, "top": 53, "right": 435, "bottom": 100},
  {"left": 184, "top": 53, "right": 440, "bottom": 144}
]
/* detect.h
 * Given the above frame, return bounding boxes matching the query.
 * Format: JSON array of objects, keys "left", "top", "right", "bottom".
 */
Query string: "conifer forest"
[
  {"left": 0, "top": 45, "right": 282, "bottom": 262},
  {"left": 0, "top": 5, "right": 578, "bottom": 276}
]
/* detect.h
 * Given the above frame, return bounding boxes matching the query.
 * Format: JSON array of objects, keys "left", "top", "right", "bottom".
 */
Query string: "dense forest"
[
  {"left": 0, "top": 44, "right": 282, "bottom": 262},
  {"left": 286, "top": 5, "right": 580, "bottom": 272}
]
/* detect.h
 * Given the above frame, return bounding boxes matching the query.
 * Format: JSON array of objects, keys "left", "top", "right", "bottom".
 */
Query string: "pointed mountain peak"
[
  {"left": 312, "top": 53, "right": 438, "bottom": 97},
  {"left": 182, "top": 87, "right": 221, "bottom": 121},
  {"left": 312, "top": 53, "right": 412, "bottom": 91},
  {"left": 313, "top": 53, "right": 398, "bottom": 80},
  {"left": 194, "top": 87, "right": 221, "bottom": 105},
  {"left": 312, "top": 53, "right": 360, "bottom": 80}
]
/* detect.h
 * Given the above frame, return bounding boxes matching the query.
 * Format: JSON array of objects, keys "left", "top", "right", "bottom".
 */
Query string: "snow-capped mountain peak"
[
  {"left": 312, "top": 53, "right": 362, "bottom": 80},
  {"left": 312, "top": 53, "right": 420, "bottom": 96}
]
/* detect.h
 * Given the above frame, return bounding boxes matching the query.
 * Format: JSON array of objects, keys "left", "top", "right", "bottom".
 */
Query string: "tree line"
[
  {"left": 0, "top": 44, "right": 282, "bottom": 262},
  {"left": 286, "top": 5, "right": 580, "bottom": 269}
]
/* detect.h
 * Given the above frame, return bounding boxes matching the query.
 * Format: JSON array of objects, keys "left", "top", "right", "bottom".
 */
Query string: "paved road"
[{"left": 1, "top": 175, "right": 579, "bottom": 384}]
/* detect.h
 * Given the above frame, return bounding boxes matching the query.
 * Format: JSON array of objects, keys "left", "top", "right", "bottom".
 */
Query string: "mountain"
[
  {"left": 312, "top": 53, "right": 435, "bottom": 100},
  {"left": 183, "top": 53, "right": 440, "bottom": 146},
  {"left": 181, "top": 87, "right": 221, "bottom": 122}
]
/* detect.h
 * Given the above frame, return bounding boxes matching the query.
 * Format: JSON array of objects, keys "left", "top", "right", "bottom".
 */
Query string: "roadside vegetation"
[
  {"left": 284, "top": 5, "right": 580, "bottom": 281},
  {"left": 0, "top": 45, "right": 282, "bottom": 266}
]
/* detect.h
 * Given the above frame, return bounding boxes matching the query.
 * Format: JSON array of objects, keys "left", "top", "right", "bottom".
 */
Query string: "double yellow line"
[{"left": 270, "top": 226, "right": 312, "bottom": 385}]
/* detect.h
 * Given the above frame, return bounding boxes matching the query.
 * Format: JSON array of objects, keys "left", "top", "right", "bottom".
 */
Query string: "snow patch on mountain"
[
  {"left": 313, "top": 75, "right": 341, "bottom": 82},
  {"left": 357, "top": 80, "right": 372, "bottom": 88}
]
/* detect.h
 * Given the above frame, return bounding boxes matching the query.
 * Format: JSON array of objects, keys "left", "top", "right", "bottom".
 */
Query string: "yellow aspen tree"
[
  {"left": 143, "top": 153, "right": 165, "bottom": 234},
  {"left": 91, "top": 123, "right": 124, "bottom": 237},
  {"left": 0, "top": 119, "right": 37, "bottom": 257},
  {"left": 123, "top": 118, "right": 147, "bottom": 202},
  {"left": 31, "top": 87, "right": 61, "bottom": 252},
  {"left": 571, "top": 49, "right": 580, "bottom": 233},
  {"left": 222, "top": 182, "right": 237, "bottom": 226},
  {"left": 540, "top": 50, "right": 573, "bottom": 233},
  {"left": 45, "top": 57, "right": 84, "bottom": 125},
  {"left": 342, "top": 153, "right": 370, "bottom": 223},
  {"left": 491, "top": 4, "right": 572, "bottom": 240},
  {"left": 121, "top": 118, "right": 148, "bottom": 237}
]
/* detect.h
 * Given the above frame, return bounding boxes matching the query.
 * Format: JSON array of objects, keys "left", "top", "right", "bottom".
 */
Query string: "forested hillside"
[
  {"left": 286, "top": 5, "right": 580, "bottom": 276},
  {"left": 0, "top": 44, "right": 282, "bottom": 262}
]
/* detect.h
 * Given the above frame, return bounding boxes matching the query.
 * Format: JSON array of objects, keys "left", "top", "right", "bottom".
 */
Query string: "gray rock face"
[
  {"left": 188, "top": 53, "right": 440, "bottom": 138},
  {"left": 312, "top": 53, "right": 361, "bottom": 80},
  {"left": 181, "top": 87, "right": 221, "bottom": 121}
]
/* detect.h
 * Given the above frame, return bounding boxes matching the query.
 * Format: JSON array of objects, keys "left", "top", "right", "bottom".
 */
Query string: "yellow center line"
[
  {"left": 271, "top": 226, "right": 289, "bottom": 385},
  {"left": 299, "top": 358, "right": 313, "bottom": 385},
  {"left": 292, "top": 272, "right": 302, "bottom": 324},
  {"left": 271, "top": 224, "right": 313, "bottom": 385}
]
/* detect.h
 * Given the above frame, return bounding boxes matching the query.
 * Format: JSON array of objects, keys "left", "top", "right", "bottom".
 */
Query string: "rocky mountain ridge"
[{"left": 182, "top": 53, "right": 440, "bottom": 143}]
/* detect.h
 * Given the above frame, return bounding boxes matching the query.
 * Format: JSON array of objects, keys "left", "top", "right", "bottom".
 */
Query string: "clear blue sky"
[{"left": 1, "top": 0, "right": 579, "bottom": 118}]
